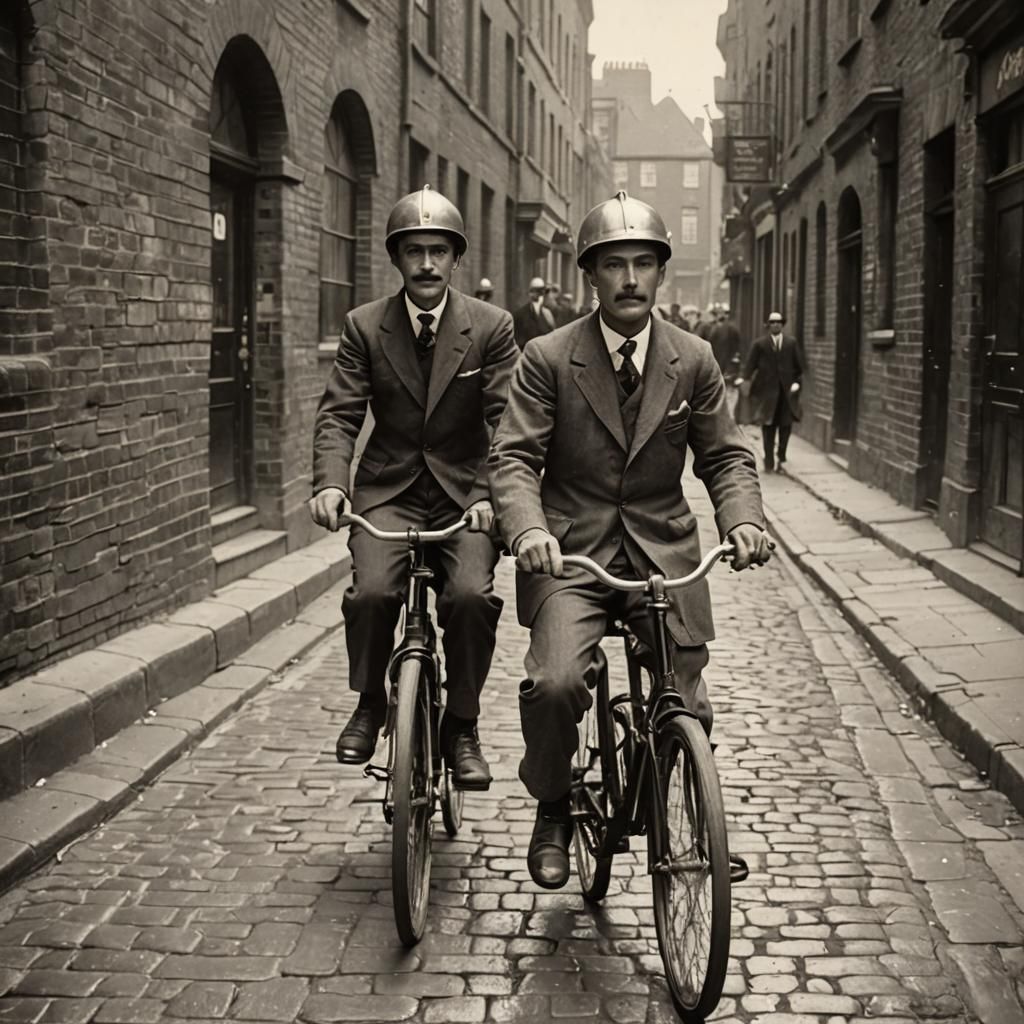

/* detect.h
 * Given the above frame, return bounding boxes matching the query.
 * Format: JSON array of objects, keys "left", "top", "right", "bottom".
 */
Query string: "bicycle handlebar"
[
  {"left": 340, "top": 511, "right": 468, "bottom": 543},
  {"left": 561, "top": 542, "right": 736, "bottom": 591}
]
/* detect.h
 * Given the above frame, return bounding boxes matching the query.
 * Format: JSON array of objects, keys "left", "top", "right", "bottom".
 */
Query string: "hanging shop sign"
[
  {"left": 980, "top": 26, "right": 1024, "bottom": 115},
  {"left": 725, "top": 137, "right": 774, "bottom": 184}
]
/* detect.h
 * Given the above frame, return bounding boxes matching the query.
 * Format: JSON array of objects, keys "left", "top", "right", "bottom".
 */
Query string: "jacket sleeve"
[
  {"left": 487, "top": 340, "right": 557, "bottom": 547},
  {"left": 687, "top": 342, "right": 765, "bottom": 537},
  {"left": 311, "top": 313, "right": 372, "bottom": 496},
  {"left": 465, "top": 310, "right": 519, "bottom": 507},
  {"left": 742, "top": 337, "right": 760, "bottom": 380}
]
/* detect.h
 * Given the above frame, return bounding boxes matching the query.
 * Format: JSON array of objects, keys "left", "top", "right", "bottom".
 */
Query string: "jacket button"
[
  {"left": 619, "top": 500, "right": 627, "bottom": 509},
  {"left": 423, "top": 445, "right": 432, "bottom": 452}
]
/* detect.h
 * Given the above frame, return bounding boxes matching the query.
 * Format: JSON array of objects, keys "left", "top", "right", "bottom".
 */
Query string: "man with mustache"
[
  {"left": 310, "top": 186, "right": 518, "bottom": 790},
  {"left": 489, "top": 191, "right": 771, "bottom": 889}
]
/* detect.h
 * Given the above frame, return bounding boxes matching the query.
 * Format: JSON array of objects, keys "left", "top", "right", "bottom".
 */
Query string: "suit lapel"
[
  {"left": 425, "top": 289, "right": 472, "bottom": 420},
  {"left": 626, "top": 323, "right": 679, "bottom": 469},
  {"left": 572, "top": 312, "right": 628, "bottom": 452},
  {"left": 380, "top": 293, "right": 426, "bottom": 407}
]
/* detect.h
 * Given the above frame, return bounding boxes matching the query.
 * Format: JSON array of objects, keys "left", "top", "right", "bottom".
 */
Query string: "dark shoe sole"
[
  {"left": 451, "top": 776, "right": 492, "bottom": 792},
  {"left": 336, "top": 748, "right": 374, "bottom": 765}
]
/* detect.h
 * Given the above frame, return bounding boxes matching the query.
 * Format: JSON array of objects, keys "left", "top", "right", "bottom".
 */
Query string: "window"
[
  {"left": 814, "top": 202, "right": 826, "bottom": 334},
  {"left": 539, "top": 99, "right": 546, "bottom": 167},
  {"left": 413, "top": 0, "right": 436, "bottom": 57},
  {"left": 613, "top": 161, "right": 628, "bottom": 189},
  {"left": 321, "top": 111, "right": 358, "bottom": 344},
  {"left": 789, "top": 26, "right": 798, "bottom": 139},
  {"left": 681, "top": 208, "right": 698, "bottom": 245},
  {"left": 847, "top": 0, "right": 861, "bottom": 41},
  {"left": 457, "top": 167, "right": 470, "bottom": 232},
  {"left": 802, "top": 0, "right": 812, "bottom": 118},
  {"left": 481, "top": 183, "right": 494, "bottom": 282},
  {"left": 548, "top": 112, "right": 555, "bottom": 177},
  {"left": 683, "top": 162, "right": 700, "bottom": 189},
  {"left": 527, "top": 84, "right": 537, "bottom": 158},
  {"left": 593, "top": 108, "right": 610, "bottom": 148},
  {"left": 505, "top": 34, "right": 515, "bottom": 138},
  {"left": 818, "top": 0, "right": 829, "bottom": 94},
  {"left": 464, "top": 2, "right": 474, "bottom": 88},
  {"left": 480, "top": 11, "right": 491, "bottom": 114},
  {"left": 640, "top": 162, "right": 657, "bottom": 188},
  {"left": 557, "top": 124, "right": 563, "bottom": 187},
  {"left": 436, "top": 155, "right": 449, "bottom": 197},
  {"left": 408, "top": 138, "right": 429, "bottom": 192},
  {"left": 779, "top": 41, "right": 787, "bottom": 143}
]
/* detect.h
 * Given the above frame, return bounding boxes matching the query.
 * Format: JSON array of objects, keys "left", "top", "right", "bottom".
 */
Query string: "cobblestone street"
[{"left": 1, "top": 489, "right": 1022, "bottom": 1024}]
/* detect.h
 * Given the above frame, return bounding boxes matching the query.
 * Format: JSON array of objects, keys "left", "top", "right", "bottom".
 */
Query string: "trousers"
[
  {"left": 342, "top": 471, "right": 502, "bottom": 719},
  {"left": 517, "top": 549, "right": 711, "bottom": 802}
]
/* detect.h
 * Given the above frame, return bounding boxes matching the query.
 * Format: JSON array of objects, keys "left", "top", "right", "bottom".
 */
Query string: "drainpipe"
[{"left": 399, "top": 0, "right": 412, "bottom": 197}]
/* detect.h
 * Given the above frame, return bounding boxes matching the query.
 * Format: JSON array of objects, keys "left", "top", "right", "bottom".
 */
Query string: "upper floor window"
[
  {"left": 683, "top": 162, "right": 700, "bottom": 189},
  {"left": 613, "top": 161, "right": 629, "bottom": 189},
  {"left": 640, "top": 161, "right": 657, "bottom": 188},
  {"left": 846, "top": 0, "right": 860, "bottom": 41},
  {"left": 480, "top": 11, "right": 491, "bottom": 115},
  {"left": 680, "top": 208, "right": 698, "bottom": 246},
  {"left": 593, "top": 109, "right": 611, "bottom": 148},
  {"left": 321, "top": 111, "right": 358, "bottom": 345},
  {"left": 414, "top": 0, "right": 436, "bottom": 57}
]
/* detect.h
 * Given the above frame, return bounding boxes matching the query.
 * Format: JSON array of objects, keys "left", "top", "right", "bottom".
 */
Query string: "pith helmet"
[
  {"left": 576, "top": 190, "right": 672, "bottom": 267},
  {"left": 385, "top": 185, "right": 468, "bottom": 256}
]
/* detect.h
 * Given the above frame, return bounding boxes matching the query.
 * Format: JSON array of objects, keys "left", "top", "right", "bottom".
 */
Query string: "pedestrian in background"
[
  {"left": 474, "top": 277, "right": 495, "bottom": 302},
  {"left": 735, "top": 311, "right": 805, "bottom": 473},
  {"left": 512, "top": 276, "right": 556, "bottom": 349},
  {"left": 710, "top": 308, "right": 742, "bottom": 415}
]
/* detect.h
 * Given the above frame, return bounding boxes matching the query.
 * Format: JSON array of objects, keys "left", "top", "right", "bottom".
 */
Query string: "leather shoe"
[
  {"left": 336, "top": 705, "right": 384, "bottom": 764},
  {"left": 528, "top": 800, "right": 572, "bottom": 889},
  {"left": 441, "top": 716, "right": 492, "bottom": 791}
]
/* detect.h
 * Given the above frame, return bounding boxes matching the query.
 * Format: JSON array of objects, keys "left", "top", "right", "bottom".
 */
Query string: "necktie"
[
  {"left": 416, "top": 312, "right": 435, "bottom": 355},
  {"left": 617, "top": 339, "right": 640, "bottom": 398}
]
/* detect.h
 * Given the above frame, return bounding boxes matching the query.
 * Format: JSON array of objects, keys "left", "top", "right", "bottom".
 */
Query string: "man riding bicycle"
[
  {"left": 488, "top": 191, "right": 773, "bottom": 889},
  {"left": 309, "top": 186, "right": 518, "bottom": 791}
]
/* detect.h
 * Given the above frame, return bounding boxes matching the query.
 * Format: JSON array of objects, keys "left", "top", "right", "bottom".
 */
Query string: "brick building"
[
  {"left": 0, "top": 0, "right": 607, "bottom": 686},
  {"left": 592, "top": 63, "right": 723, "bottom": 311},
  {"left": 713, "top": 0, "right": 1024, "bottom": 568}
]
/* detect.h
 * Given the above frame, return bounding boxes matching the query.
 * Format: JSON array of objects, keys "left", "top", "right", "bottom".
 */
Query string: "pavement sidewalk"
[
  {"left": 758, "top": 432, "right": 1024, "bottom": 816},
  {"left": 0, "top": 530, "right": 352, "bottom": 893}
]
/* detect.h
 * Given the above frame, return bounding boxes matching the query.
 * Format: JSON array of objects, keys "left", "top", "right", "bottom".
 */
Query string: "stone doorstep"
[
  {"left": 765, "top": 507, "right": 1024, "bottom": 819},
  {"left": 0, "top": 538, "right": 351, "bottom": 883}
]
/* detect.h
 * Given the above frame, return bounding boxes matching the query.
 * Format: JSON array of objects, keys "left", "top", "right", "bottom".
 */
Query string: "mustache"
[
  {"left": 615, "top": 291, "right": 646, "bottom": 302},
  {"left": 413, "top": 274, "right": 442, "bottom": 282}
]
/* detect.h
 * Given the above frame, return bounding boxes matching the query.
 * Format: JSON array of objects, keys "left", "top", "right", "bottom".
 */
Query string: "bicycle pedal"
[
  {"left": 363, "top": 763, "right": 390, "bottom": 783},
  {"left": 614, "top": 837, "right": 630, "bottom": 853},
  {"left": 729, "top": 855, "right": 749, "bottom": 884}
]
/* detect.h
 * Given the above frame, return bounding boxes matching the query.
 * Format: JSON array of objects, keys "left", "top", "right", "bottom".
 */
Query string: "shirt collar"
[
  {"left": 405, "top": 288, "right": 449, "bottom": 337},
  {"left": 598, "top": 312, "right": 652, "bottom": 374}
]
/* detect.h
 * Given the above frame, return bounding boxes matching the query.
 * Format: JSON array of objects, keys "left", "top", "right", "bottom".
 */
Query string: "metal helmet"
[
  {"left": 385, "top": 185, "right": 468, "bottom": 256},
  {"left": 576, "top": 190, "right": 672, "bottom": 268}
]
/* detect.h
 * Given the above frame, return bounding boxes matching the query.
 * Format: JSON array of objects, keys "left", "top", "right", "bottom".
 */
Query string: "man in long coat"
[
  {"left": 736, "top": 312, "right": 805, "bottom": 472},
  {"left": 488, "top": 191, "right": 772, "bottom": 889}
]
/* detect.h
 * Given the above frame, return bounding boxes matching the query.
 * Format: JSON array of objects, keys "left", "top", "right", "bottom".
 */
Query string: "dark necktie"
[
  {"left": 416, "top": 312, "right": 436, "bottom": 356},
  {"left": 617, "top": 338, "right": 640, "bottom": 398}
]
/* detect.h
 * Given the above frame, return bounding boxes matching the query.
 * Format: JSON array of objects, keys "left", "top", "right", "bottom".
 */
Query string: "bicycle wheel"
[
  {"left": 440, "top": 760, "right": 463, "bottom": 837},
  {"left": 571, "top": 660, "right": 616, "bottom": 902},
  {"left": 391, "top": 656, "right": 434, "bottom": 946},
  {"left": 647, "top": 713, "right": 731, "bottom": 1022}
]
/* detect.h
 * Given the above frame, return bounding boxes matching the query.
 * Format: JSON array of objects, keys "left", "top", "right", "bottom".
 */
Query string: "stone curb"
[
  {"left": 0, "top": 534, "right": 351, "bottom": 894},
  {"left": 763, "top": 500, "right": 1024, "bottom": 818}
]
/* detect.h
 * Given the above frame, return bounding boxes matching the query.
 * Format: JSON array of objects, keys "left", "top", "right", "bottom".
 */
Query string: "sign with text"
[
  {"left": 725, "top": 136, "right": 774, "bottom": 183},
  {"left": 980, "top": 28, "right": 1024, "bottom": 115}
]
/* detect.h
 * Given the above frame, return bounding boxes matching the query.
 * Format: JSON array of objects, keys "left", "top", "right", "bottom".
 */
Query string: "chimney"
[{"left": 693, "top": 116, "right": 705, "bottom": 139}]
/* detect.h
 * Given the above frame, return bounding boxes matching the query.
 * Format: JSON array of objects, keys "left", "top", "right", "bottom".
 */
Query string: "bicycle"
[
  {"left": 340, "top": 511, "right": 468, "bottom": 947},
  {"left": 566, "top": 542, "right": 751, "bottom": 1023}
]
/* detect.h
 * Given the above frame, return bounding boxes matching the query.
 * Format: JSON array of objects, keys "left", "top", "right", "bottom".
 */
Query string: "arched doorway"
[
  {"left": 834, "top": 187, "right": 862, "bottom": 445},
  {"left": 207, "top": 37, "right": 288, "bottom": 515}
]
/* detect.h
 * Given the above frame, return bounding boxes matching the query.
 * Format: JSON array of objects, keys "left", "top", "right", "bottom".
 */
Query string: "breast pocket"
[{"left": 663, "top": 406, "right": 691, "bottom": 448}]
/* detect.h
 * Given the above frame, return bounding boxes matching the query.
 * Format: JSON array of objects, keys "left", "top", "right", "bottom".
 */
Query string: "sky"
[{"left": 588, "top": 0, "right": 727, "bottom": 127}]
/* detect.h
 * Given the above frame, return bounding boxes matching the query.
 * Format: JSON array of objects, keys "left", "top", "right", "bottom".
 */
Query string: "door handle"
[{"left": 983, "top": 333, "right": 997, "bottom": 357}]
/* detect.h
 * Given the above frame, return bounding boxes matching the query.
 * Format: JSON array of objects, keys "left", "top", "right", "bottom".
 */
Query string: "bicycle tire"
[
  {"left": 571, "top": 660, "right": 616, "bottom": 902},
  {"left": 440, "top": 762, "right": 463, "bottom": 837},
  {"left": 647, "top": 713, "right": 731, "bottom": 1022},
  {"left": 391, "top": 657, "right": 434, "bottom": 946}
]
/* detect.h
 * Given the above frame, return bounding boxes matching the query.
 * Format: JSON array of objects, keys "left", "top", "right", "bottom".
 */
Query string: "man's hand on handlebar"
[
  {"left": 308, "top": 487, "right": 347, "bottom": 532},
  {"left": 515, "top": 528, "right": 564, "bottom": 576},
  {"left": 465, "top": 499, "right": 496, "bottom": 534},
  {"left": 727, "top": 523, "right": 773, "bottom": 571}
]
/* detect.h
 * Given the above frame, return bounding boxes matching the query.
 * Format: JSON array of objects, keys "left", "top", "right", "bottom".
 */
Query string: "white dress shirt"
[
  {"left": 405, "top": 288, "right": 449, "bottom": 337},
  {"left": 598, "top": 312, "right": 652, "bottom": 375}
]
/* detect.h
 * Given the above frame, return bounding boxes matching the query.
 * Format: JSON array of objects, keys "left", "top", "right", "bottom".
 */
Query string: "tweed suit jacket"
[
  {"left": 488, "top": 311, "right": 764, "bottom": 646},
  {"left": 313, "top": 288, "right": 518, "bottom": 515}
]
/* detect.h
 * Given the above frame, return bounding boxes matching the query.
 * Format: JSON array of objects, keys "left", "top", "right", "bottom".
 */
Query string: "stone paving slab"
[
  {"left": 0, "top": 534, "right": 351, "bottom": 894},
  {"left": 759, "top": 434, "right": 1024, "bottom": 819}
]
